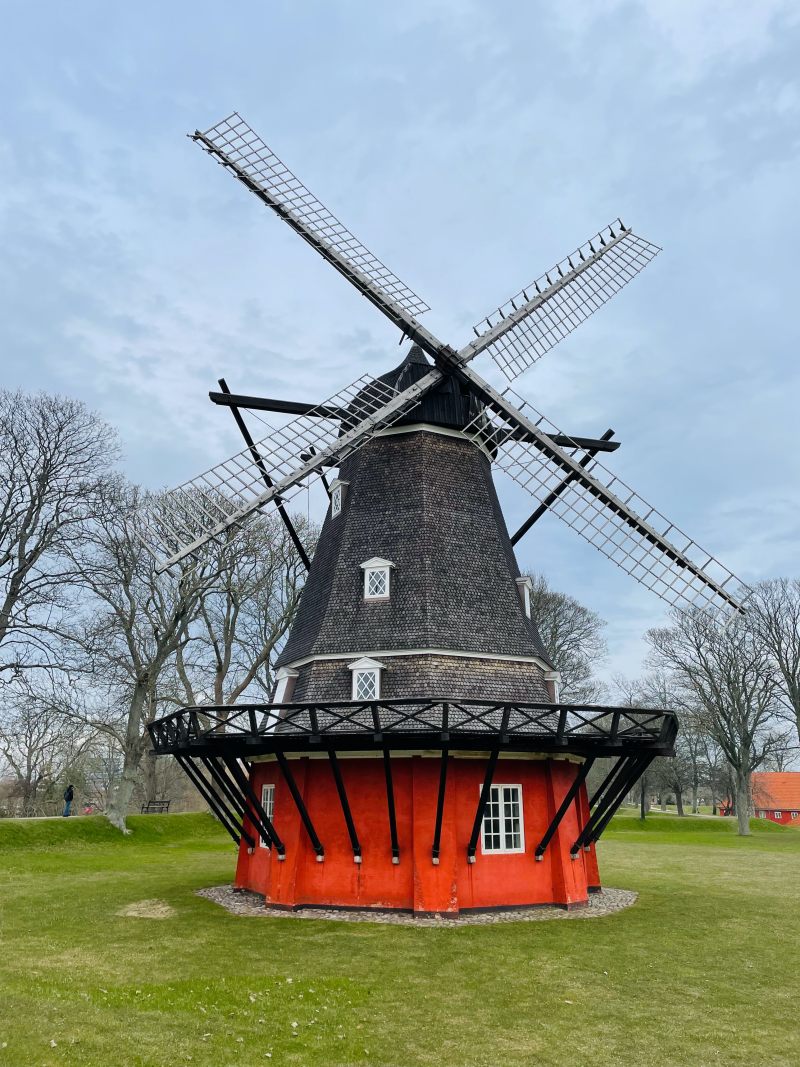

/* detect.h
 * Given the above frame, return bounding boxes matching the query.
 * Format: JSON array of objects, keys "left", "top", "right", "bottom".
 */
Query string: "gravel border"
[{"left": 196, "top": 885, "right": 637, "bottom": 926}]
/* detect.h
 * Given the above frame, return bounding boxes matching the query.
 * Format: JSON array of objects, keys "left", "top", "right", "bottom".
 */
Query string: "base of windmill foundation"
[{"left": 234, "top": 753, "right": 600, "bottom": 913}]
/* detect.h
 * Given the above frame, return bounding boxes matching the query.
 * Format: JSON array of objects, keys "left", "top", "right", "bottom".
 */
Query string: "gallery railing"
[{"left": 149, "top": 697, "right": 677, "bottom": 755}]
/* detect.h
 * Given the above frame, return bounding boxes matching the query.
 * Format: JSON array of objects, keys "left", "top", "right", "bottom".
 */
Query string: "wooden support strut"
[
  {"left": 327, "top": 750, "right": 362, "bottom": 862},
  {"left": 221, "top": 755, "right": 285, "bottom": 856},
  {"left": 431, "top": 748, "right": 449, "bottom": 864},
  {"left": 511, "top": 430, "right": 615, "bottom": 545},
  {"left": 467, "top": 749, "right": 500, "bottom": 862},
  {"left": 466, "top": 707, "right": 509, "bottom": 862},
  {"left": 572, "top": 756, "right": 646, "bottom": 855},
  {"left": 216, "top": 378, "right": 311, "bottom": 570},
  {"left": 534, "top": 757, "right": 595, "bottom": 860},
  {"left": 200, "top": 756, "right": 251, "bottom": 823},
  {"left": 176, "top": 754, "right": 252, "bottom": 848},
  {"left": 382, "top": 750, "right": 400, "bottom": 863},
  {"left": 589, "top": 756, "right": 655, "bottom": 846},
  {"left": 274, "top": 752, "right": 324, "bottom": 859}
]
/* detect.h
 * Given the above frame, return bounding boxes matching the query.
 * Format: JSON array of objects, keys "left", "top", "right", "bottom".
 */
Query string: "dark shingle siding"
[
  {"left": 293, "top": 654, "right": 550, "bottom": 703},
  {"left": 277, "top": 429, "right": 552, "bottom": 669}
]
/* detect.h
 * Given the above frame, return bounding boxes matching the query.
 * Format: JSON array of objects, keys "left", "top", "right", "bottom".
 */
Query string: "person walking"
[{"left": 62, "top": 784, "right": 74, "bottom": 818}]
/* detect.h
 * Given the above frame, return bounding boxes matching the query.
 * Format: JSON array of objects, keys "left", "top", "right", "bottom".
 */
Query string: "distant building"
[{"left": 751, "top": 773, "right": 800, "bottom": 825}]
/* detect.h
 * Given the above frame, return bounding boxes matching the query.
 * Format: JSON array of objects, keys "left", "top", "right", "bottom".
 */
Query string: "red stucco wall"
[{"left": 234, "top": 754, "right": 597, "bottom": 912}]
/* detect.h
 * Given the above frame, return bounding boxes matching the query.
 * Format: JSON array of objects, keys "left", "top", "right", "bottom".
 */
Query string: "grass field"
[{"left": 1, "top": 810, "right": 798, "bottom": 1067}]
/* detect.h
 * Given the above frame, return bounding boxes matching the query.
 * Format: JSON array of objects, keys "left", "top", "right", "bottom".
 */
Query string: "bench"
[{"left": 140, "top": 800, "right": 171, "bottom": 814}]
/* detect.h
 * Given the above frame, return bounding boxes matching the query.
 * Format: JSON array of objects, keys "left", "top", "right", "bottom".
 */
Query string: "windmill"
[{"left": 147, "top": 114, "right": 743, "bottom": 915}]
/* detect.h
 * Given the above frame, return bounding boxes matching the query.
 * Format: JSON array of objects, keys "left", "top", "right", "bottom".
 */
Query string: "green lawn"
[{"left": 1, "top": 811, "right": 798, "bottom": 1067}]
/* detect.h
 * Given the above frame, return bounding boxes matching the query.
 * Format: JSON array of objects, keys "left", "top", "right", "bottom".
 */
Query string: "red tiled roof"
[{"left": 752, "top": 773, "right": 800, "bottom": 812}]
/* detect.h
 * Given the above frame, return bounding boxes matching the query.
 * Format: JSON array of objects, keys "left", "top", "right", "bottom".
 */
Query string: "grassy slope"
[{"left": 0, "top": 811, "right": 798, "bottom": 1067}]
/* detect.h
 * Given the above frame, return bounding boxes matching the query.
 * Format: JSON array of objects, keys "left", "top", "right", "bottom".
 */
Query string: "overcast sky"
[{"left": 2, "top": 1, "right": 799, "bottom": 685}]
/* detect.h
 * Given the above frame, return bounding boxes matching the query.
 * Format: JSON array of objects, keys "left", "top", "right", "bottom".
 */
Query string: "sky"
[{"left": 2, "top": 0, "right": 799, "bottom": 686}]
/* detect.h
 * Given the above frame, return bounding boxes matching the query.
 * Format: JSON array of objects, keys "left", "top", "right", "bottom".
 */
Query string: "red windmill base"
[
  {"left": 236, "top": 753, "right": 599, "bottom": 912},
  {"left": 151, "top": 694, "right": 675, "bottom": 915}
]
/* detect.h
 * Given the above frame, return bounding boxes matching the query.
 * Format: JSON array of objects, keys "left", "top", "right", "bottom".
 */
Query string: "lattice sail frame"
[
  {"left": 194, "top": 113, "right": 430, "bottom": 320},
  {"left": 464, "top": 391, "right": 744, "bottom": 617},
  {"left": 140, "top": 368, "right": 442, "bottom": 568},
  {"left": 465, "top": 222, "right": 661, "bottom": 382}
]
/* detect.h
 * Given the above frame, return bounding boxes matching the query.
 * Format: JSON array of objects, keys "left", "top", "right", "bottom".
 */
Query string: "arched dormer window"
[{"left": 360, "top": 557, "right": 394, "bottom": 601}]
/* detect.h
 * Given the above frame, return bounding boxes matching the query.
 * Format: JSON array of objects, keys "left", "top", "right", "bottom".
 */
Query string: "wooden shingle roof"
[{"left": 277, "top": 422, "right": 552, "bottom": 669}]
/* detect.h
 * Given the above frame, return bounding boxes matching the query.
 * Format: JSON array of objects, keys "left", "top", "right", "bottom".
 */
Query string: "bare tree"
[
  {"left": 648, "top": 610, "right": 781, "bottom": 835},
  {"left": 749, "top": 578, "right": 800, "bottom": 744},
  {"left": 526, "top": 573, "right": 607, "bottom": 701},
  {"left": 66, "top": 481, "right": 219, "bottom": 832},
  {"left": 0, "top": 390, "right": 118, "bottom": 676},
  {"left": 173, "top": 513, "right": 309, "bottom": 709},
  {"left": 0, "top": 679, "right": 93, "bottom": 814}
]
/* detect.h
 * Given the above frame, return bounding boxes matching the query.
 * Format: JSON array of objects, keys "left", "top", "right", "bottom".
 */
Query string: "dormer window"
[
  {"left": 516, "top": 576, "right": 533, "bottom": 619},
  {"left": 330, "top": 479, "right": 348, "bottom": 519},
  {"left": 349, "top": 657, "right": 384, "bottom": 701},
  {"left": 360, "top": 557, "right": 394, "bottom": 601}
]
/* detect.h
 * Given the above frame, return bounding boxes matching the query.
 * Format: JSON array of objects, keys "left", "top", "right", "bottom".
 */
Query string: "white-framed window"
[
  {"left": 348, "top": 657, "right": 384, "bottom": 701},
  {"left": 360, "top": 557, "right": 394, "bottom": 600},
  {"left": 481, "top": 784, "right": 525, "bottom": 854},
  {"left": 515, "top": 577, "right": 533, "bottom": 619},
  {"left": 758, "top": 810, "right": 766, "bottom": 818},
  {"left": 353, "top": 668, "right": 379, "bottom": 701},
  {"left": 273, "top": 667, "right": 298, "bottom": 704},
  {"left": 792, "top": 812, "right": 799, "bottom": 820},
  {"left": 330, "top": 479, "right": 348, "bottom": 519},
  {"left": 259, "top": 783, "right": 275, "bottom": 846},
  {"left": 774, "top": 811, "right": 782, "bottom": 819}
]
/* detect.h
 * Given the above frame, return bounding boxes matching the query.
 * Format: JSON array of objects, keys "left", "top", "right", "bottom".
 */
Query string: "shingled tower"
[{"left": 275, "top": 348, "right": 556, "bottom": 709}]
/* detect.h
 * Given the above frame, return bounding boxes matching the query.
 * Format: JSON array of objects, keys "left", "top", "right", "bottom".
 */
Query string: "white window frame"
[
  {"left": 273, "top": 667, "right": 298, "bottom": 705},
  {"left": 348, "top": 657, "right": 384, "bottom": 701},
  {"left": 480, "top": 783, "right": 525, "bottom": 855},
  {"left": 792, "top": 812, "right": 799, "bottom": 820},
  {"left": 758, "top": 810, "right": 766, "bottom": 818},
  {"left": 515, "top": 577, "right": 533, "bottom": 619},
  {"left": 360, "top": 557, "right": 394, "bottom": 601},
  {"left": 259, "top": 783, "right": 275, "bottom": 847},
  {"left": 330, "top": 479, "right": 348, "bottom": 519},
  {"left": 774, "top": 811, "right": 782, "bottom": 819}
]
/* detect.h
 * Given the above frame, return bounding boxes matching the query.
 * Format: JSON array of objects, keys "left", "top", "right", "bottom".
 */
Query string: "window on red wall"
[
  {"left": 259, "top": 784, "right": 275, "bottom": 846},
  {"left": 481, "top": 785, "right": 525, "bottom": 853},
  {"left": 774, "top": 811, "right": 782, "bottom": 819}
]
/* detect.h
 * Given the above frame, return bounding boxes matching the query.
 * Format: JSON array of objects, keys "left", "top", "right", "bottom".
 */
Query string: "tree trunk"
[
  {"left": 106, "top": 748, "right": 141, "bottom": 833},
  {"left": 691, "top": 780, "right": 699, "bottom": 814},
  {"left": 735, "top": 770, "right": 751, "bottom": 837},
  {"left": 660, "top": 793, "right": 667, "bottom": 812},
  {"left": 675, "top": 787, "right": 684, "bottom": 817},
  {"left": 106, "top": 683, "right": 147, "bottom": 833},
  {"left": 141, "top": 746, "right": 158, "bottom": 805},
  {"left": 639, "top": 775, "right": 650, "bottom": 820}
]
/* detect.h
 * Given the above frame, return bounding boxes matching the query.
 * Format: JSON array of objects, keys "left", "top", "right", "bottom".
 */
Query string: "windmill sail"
[
  {"left": 462, "top": 223, "right": 660, "bottom": 381},
  {"left": 142, "top": 366, "right": 444, "bottom": 570},
  {"left": 192, "top": 114, "right": 430, "bottom": 334},
  {"left": 461, "top": 382, "right": 745, "bottom": 617}
]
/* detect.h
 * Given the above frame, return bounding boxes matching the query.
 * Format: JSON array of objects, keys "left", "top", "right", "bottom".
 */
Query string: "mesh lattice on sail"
[
  {"left": 198, "top": 113, "right": 430, "bottom": 319},
  {"left": 464, "top": 397, "right": 744, "bottom": 617},
  {"left": 471, "top": 226, "right": 660, "bottom": 381},
  {"left": 140, "top": 374, "right": 414, "bottom": 568}
]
